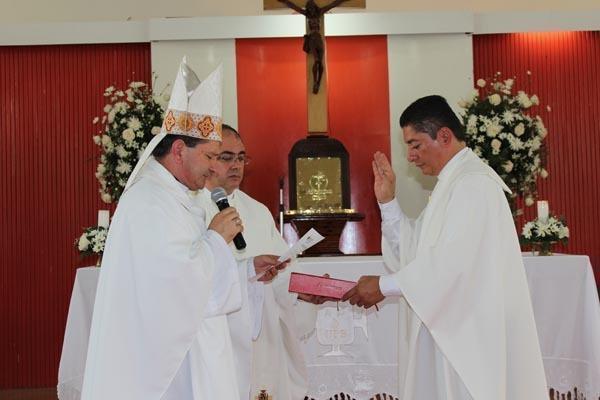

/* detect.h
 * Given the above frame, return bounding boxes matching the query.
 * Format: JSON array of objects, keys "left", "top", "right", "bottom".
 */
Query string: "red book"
[{"left": 288, "top": 272, "right": 356, "bottom": 300}]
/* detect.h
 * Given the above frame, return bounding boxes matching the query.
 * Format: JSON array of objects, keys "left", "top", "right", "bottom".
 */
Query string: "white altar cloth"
[{"left": 58, "top": 255, "right": 600, "bottom": 399}]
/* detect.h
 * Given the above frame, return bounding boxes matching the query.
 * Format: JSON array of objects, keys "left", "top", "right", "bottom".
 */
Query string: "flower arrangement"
[
  {"left": 75, "top": 226, "right": 108, "bottom": 257},
  {"left": 459, "top": 73, "right": 549, "bottom": 215},
  {"left": 520, "top": 215, "right": 569, "bottom": 256},
  {"left": 92, "top": 80, "right": 166, "bottom": 203}
]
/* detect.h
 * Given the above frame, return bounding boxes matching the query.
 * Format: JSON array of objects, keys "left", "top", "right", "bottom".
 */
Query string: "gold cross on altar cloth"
[{"left": 264, "top": 0, "right": 366, "bottom": 134}]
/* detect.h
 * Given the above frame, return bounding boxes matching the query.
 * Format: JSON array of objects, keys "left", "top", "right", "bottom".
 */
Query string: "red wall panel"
[
  {"left": 473, "top": 32, "right": 600, "bottom": 285},
  {"left": 235, "top": 36, "right": 390, "bottom": 253},
  {"left": 0, "top": 43, "right": 151, "bottom": 388}
]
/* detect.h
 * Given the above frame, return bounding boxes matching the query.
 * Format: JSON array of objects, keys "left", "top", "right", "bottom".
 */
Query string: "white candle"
[
  {"left": 98, "top": 210, "right": 110, "bottom": 228},
  {"left": 537, "top": 201, "right": 549, "bottom": 222}
]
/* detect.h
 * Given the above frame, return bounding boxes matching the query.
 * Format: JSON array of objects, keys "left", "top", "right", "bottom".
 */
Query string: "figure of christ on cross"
[{"left": 277, "top": 0, "right": 350, "bottom": 94}]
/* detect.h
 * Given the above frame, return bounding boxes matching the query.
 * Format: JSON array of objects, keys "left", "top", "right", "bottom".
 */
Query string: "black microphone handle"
[
  {"left": 233, "top": 232, "right": 247, "bottom": 250},
  {"left": 215, "top": 199, "right": 247, "bottom": 250}
]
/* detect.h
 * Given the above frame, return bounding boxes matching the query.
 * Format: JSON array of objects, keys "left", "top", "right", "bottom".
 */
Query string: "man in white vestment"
[
  {"left": 195, "top": 125, "right": 319, "bottom": 400},
  {"left": 81, "top": 61, "right": 284, "bottom": 400},
  {"left": 343, "top": 95, "right": 548, "bottom": 399}
]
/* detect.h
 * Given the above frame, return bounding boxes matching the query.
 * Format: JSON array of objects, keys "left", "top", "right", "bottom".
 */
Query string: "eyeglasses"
[{"left": 216, "top": 152, "right": 251, "bottom": 165}]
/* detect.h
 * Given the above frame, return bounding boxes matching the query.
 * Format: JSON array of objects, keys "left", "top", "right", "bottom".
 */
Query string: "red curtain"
[
  {"left": 473, "top": 32, "right": 600, "bottom": 285},
  {"left": 0, "top": 43, "right": 151, "bottom": 388}
]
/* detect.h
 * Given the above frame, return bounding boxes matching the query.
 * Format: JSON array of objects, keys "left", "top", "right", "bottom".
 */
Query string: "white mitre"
[{"left": 123, "top": 57, "right": 223, "bottom": 191}]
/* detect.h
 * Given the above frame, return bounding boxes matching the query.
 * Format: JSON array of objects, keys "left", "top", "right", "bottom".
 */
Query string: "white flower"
[
  {"left": 151, "top": 126, "right": 161, "bottom": 135},
  {"left": 540, "top": 168, "right": 549, "bottom": 179},
  {"left": 514, "top": 123, "right": 525, "bottom": 137},
  {"left": 502, "top": 110, "right": 515, "bottom": 124},
  {"left": 517, "top": 91, "right": 533, "bottom": 108},
  {"left": 559, "top": 226, "right": 570, "bottom": 239},
  {"left": 101, "top": 135, "right": 112, "bottom": 146},
  {"left": 78, "top": 234, "right": 90, "bottom": 251},
  {"left": 115, "top": 145, "right": 129, "bottom": 158},
  {"left": 458, "top": 99, "right": 470, "bottom": 108},
  {"left": 116, "top": 160, "right": 132, "bottom": 174},
  {"left": 93, "top": 135, "right": 102, "bottom": 145},
  {"left": 103, "top": 104, "right": 112, "bottom": 113},
  {"left": 507, "top": 135, "right": 524, "bottom": 151},
  {"left": 476, "top": 79, "right": 486, "bottom": 88},
  {"left": 127, "top": 117, "right": 142, "bottom": 131},
  {"left": 473, "top": 146, "right": 482, "bottom": 157},
  {"left": 504, "top": 78, "right": 514, "bottom": 89},
  {"left": 129, "top": 81, "right": 146, "bottom": 89},
  {"left": 96, "top": 163, "right": 106, "bottom": 174},
  {"left": 530, "top": 94, "right": 539, "bottom": 105},
  {"left": 486, "top": 123, "right": 502, "bottom": 138},
  {"left": 525, "top": 196, "right": 534, "bottom": 206},
  {"left": 503, "top": 160, "right": 514, "bottom": 173},
  {"left": 522, "top": 221, "right": 534, "bottom": 239},
  {"left": 107, "top": 109, "right": 116, "bottom": 123},
  {"left": 491, "top": 138, "right": 502, "bottom": 153},
  {"left": 488, "top": 94, "right": 502, "bottom": 106},
  {"left": 92, "top": 117, "right": 99, "bottom": 124},
  {"left": 122, "top": 128, "right": 136, "bottom": 142}
]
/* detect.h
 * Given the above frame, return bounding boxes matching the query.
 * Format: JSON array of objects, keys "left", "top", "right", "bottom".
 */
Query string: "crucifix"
[{"left": 264, "top": 0, "right": 366, "bottom": 134}]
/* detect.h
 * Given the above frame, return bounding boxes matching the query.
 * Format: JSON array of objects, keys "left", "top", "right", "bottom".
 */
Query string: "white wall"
[
  {"left": 387, "top": 33, "right": 473, "bottom": 217},
  {"left": 2, "top": 0, "right": 599, "bottom": 23}
]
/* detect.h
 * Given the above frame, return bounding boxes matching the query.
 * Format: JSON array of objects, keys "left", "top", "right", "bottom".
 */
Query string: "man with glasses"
[{"left": 196, "top": 124, "right": 319, "bottom": 400}]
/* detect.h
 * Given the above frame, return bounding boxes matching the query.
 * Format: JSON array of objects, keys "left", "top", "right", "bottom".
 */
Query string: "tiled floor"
[{"left": 0, "top": 388, "right": 57, "bottom": 400}]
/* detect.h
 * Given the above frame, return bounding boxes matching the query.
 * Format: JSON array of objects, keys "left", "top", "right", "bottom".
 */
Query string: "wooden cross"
[{"left": 264, "top": 0, "right": 366, "bottom": 134}]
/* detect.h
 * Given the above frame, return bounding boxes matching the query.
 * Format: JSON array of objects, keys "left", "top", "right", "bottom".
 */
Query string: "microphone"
[{"left": 210, "top": 187, "right": 247, "bottom": 250}]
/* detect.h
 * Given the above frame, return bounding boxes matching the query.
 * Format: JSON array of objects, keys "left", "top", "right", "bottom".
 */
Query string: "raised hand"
[
  {"left": 372, "top": 151, "right": 396, "bottom": 204},
  {"left": 208, "top": 207, "right": 243, "bottom": 243},
  {"left": 342, "top": 275, "right": 385, "bottom": 309}
]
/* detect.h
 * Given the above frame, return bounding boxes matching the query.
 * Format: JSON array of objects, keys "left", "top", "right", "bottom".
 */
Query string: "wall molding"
[{"left": 0, "top": 11, "right": 599, "bottom": 46}]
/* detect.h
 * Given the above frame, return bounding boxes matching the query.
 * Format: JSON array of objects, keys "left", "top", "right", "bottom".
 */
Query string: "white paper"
[{"left": 249, "top": 228, "right": 325, "bottom": 282}]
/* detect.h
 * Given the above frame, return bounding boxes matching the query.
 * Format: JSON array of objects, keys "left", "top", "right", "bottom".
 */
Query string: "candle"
[
  {"left": 98, "top": 210, "right": 110, "bottom": 228},
  {"left": 537, "top": 201, "right": 549, "bottom": 222}
]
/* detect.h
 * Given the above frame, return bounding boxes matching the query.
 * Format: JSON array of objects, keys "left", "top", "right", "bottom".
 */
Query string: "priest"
[
  {"left": 343, "top": 95, "right": 548, "bottom": 399},
  {"left": 81, "top": 60, "right": 284, "bottom": 400},
  {"left": 194, "top": 125, "right": 319, "bottom": 400}
]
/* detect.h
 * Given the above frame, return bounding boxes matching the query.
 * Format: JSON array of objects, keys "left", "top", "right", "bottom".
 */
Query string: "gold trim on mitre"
[{"left": 161, "top": 109, "right": 222, "bottom": 141}]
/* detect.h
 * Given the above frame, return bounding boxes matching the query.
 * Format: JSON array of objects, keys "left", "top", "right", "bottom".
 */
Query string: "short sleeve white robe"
[
  {"left": 81, "top": 158, "right": 243, "bottom": 400},
  {"left": 381, "top": 148, "right": 548, "bottom": 400},
  {"left": 196, "top": 188, "right": 316, "bottom": 400}
]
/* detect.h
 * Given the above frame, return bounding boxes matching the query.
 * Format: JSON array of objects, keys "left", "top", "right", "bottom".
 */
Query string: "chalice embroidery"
[{"left": 316, "top": 305, "right": 369, "bottom": 357}]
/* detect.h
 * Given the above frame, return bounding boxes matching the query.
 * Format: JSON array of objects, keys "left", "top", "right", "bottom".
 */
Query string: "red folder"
[{"left": 288, "top": 272, "right": 356, "bottom": 300}]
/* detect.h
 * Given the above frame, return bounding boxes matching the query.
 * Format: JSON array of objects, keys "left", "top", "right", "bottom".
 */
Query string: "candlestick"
[
  {"left": 98, "top": 210, "right": 110, "bottom": 228},
  {"left": 537, "top": 200, "right": 549, "bottom": 223}
]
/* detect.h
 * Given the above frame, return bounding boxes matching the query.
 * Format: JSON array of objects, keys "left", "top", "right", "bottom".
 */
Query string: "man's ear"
[
  {"left": 437, "top": 127, "right": 454, "bottom": 146},
  {"left": 170, "top": 139, "right": 186, "bottom": 163}
]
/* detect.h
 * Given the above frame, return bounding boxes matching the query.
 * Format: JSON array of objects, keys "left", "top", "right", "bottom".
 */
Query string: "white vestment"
[
  {"left": 381, "top": 148, "right": 548, "bottom": 400},
  {"left": 81, "top": 158, "right": 244, "bottom": 400},
  {"left": 196, "top": 188, "right": 315, "bottom": 400}
]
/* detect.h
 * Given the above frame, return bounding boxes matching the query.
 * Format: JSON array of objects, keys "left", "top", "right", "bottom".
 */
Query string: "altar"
[{"left": 58, "top": 255, "right": 600, "bottom": 400}]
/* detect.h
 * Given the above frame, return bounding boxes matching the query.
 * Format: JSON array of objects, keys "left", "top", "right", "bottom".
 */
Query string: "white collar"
[{"left": 437, "top": 146, "right": 469, "bottom": 182}]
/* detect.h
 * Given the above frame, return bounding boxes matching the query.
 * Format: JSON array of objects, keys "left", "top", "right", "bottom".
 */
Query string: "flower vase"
[{"left": 533, "top": 241, "right": 554, "bottom": 256}]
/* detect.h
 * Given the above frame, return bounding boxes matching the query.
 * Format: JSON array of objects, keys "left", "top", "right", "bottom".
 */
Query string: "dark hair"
[
  {"left": 222, "top": 123, "right": 242, "bottom": 141},
  {"left": 399, "top": 95, "right": 465, "bottom": 141},
  {"left": 152, "top": 134, "right": 207, "bottom": 159}
]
